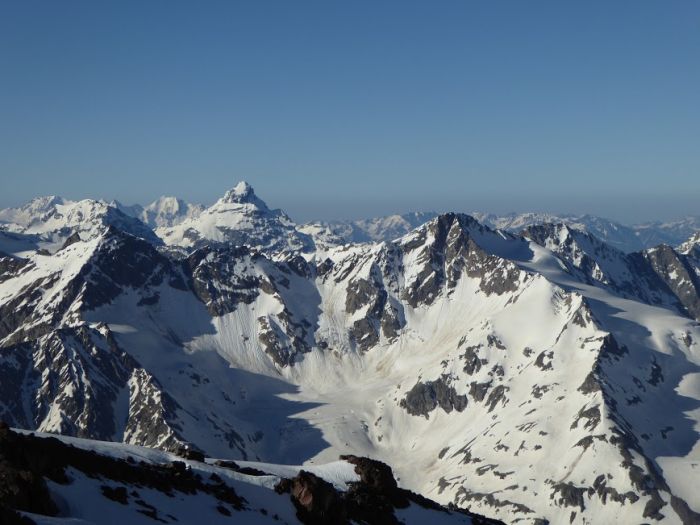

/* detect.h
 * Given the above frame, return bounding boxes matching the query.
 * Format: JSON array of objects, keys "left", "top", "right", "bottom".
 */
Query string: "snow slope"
[
  {"left": 1, "top": 427, "right": 482, "bottom": 525},
  {"left": 0, "top": 196, "right": 161, "bottom": 253},
  {"left": 1, "top": 187, "right": 699, "bottom": 524},
  {"left": 113, "top": 196, "right": 205, "bottom": 229},
  {"left": 155, "top": 182, "right": 314, "bottom": 252}
]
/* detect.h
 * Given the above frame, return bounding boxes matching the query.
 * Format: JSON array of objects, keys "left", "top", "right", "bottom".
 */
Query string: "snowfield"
[{"left": 1, "top": 183, "right": 699, "bottom": 524}]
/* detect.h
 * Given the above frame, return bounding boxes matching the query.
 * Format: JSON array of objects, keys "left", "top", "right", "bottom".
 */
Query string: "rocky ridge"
[{"left": 0, "top": 184, "right": 699, "bottom": 524}]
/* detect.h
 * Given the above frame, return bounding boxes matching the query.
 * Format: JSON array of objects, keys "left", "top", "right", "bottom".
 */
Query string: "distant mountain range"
[
  {"left": 1, "top": 183, "right": 699, "bottom": 524},
  {"left": 5, "top": 187, "right": 694, "bottom": 255},
  {"left": 304, "top": 211, "right": 700, "bottom": 253}
]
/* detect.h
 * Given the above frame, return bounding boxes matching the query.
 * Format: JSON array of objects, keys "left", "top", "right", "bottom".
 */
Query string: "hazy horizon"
[
  {"left": 1, "top": 2, "right": 698, "bottom": 224},
  {"left": 0, "top": 179, "right": 698, "bottom": 226}
]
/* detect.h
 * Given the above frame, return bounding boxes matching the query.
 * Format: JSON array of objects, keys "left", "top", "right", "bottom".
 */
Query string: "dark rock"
[
  {"left": 550, "top": 483, "right": 587, "bottom": 511},
  {"left": 101, "top": 485, "right": 129, "bottom": 504},
  {"left": 0, "top": 507, "right": 36, "bottom": 525},
  {"left": 59, "top": 232, "right": 81, "bottom": 251},
  {"left": 340, "top": 455, "right": 400, "bottom": 497},
  {"left": 534, "top": 350, "right": 554, "bottom": 371},
  {"left": 275, "top": 470, "right": 346, "bottom": 524},
  {"left": 577, "top": 371, "right": 601, "bottom": 394},
  {"left": 213, "top": 460, "right": 267, "bottom": 476},
  {"left": 0, "top": 426, "right": 246, "bottom": 519},
  {"left": 0, "top": 253, "right": 31, "bottom": 284},
  {"left": 643, "top": 492, "right": 666, "bottom": 521},
  {"left": 273, "top": 455, "right": 503, "bottom": 525},
  {"left": 570, "top": 406, "right": 601, "bottom": 431},
  {"left": 186, "top": 245, "right": 261, "bottom": 316},
  {"left": 485, "top": 385, "right": 509, "bottom": 412},
  {"left": 400, "top": 377, "right": 468, "bottom": 418},
  {"left": 469, "top": 381, "right": 492, "bottom": 402},
  {"left": 462, "top": 345, "right": 487, "bottom": 375},
  {"left": 174, "top": 445, "right": 205, "bottom": 462}
]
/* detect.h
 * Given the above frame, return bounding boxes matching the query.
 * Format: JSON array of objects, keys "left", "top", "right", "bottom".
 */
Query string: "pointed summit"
[
  {"left": 155, "top": 182, "right": 314, "bottom": 252},
  {"left": 220, "top": 181, "right": 266, "bottom": 208}
]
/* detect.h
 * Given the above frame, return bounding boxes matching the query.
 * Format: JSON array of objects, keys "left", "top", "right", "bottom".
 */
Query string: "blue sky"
[{"left": 0, "top": 1, "right": 698, "bottom": 222}]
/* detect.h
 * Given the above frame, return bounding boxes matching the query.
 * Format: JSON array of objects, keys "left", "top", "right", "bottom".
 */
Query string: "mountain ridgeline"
[{"left": 1, "top": 183, "right": 699, "bottom": 524}]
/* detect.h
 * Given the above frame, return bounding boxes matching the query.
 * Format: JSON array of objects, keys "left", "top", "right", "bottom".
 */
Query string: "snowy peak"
[
  {"left": 678, "top": 231, "right": 700, "bottom": 257},
  {"left": 301, "top": 211, "right": 440, "bottom": 247},
  {"left": 140, "top": 196, "right": 205, "bottom": 228},
  {"left": 3, "top": 189, "right": 700, "bottom": 524},
  {"left": 523, "top": 221, "right": 700, "bottom": 322},
  {"left": 473, "top": 212, "right": 646, "bottom": 253},
  {"left": 0, "top": 196, "right": 161, "bottom": 253},
  {"left": 149, "top": 195, "right": 187, "bottom": 211},
  {"left": 634, "top": 216, "right": 700, "bottom": 248},
  {"left": 219, "top": 180, "right": 264, "bottom": 206},
  {"left": 112, "top": 196, "right": 205, "bottom": 229},
  {"left": 308, "top": 210, "right": 700, "bottom": 254},
  {"left": 0, "top": 195, "right": 66, "bottom": 227},
  {"left": 211, "top": 181, "right": 272, "bottom": 213},
  {"left": 155, "top": 182, "right": 314, "bottom": 252}
]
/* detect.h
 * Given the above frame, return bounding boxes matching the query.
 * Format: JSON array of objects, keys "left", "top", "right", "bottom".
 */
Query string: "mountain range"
[{"left": 1, "top": 183, "right": 699, "bottom": 524}]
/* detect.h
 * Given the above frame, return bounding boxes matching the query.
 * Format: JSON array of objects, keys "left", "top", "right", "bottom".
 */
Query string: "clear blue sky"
[{"left": 1, "top": 1, "right": 698, "bottom": 222}]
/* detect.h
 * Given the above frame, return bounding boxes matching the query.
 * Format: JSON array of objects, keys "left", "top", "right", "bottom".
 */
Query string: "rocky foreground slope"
[
  {"left": 0, "top": 424, "right": 498, "bottom": 524},
  {"left": 0, "top": 184, "right": 699, "bottom": 524}
]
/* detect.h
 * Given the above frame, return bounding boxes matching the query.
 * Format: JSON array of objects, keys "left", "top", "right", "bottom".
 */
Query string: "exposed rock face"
[
  {"left": 341, "top": 455, "right": 400, "bottom": 494},
  {"left": 0, "top": 425, "right": 245, "bottom": 522},
  {"left": 0, "top": 253, "right": 31, "bottom": 284},
  {"left": 400, "top": 214, "right": 521, "bottom": 307},
  {"left": 345, "top": 275, "right": 401, "bottom": 351},
  {"left": 0, "top": 427, "right": 489, "bottom": 525},
  {"left": 642, "top": 244, "right": 700, "bottom": 321},
  {"left": 274, "top": 455, "right": 504, "bottom": 525},
  {"left": 524, "top": 222, "right": 700, "bottom": 321},
  {"left": 59, "top": 232, "right": 81, "bottom": 250},
  {"left": 401, "top": 377, "right": 468, "bottom": 418},
  {"left": 0, "top": 228, "right": 185, "bottom": 345},
  {"left": 1, "top": 192, "right": 700, "bottom": 525},
  {"left": 0, "top": 424, "right": 57, "bottom": 519},
  {"left": 0, "top": 325, "right": 186, "bottom": 451},
  {"left": 80, "top": 227, "right": 187, "bottom": 310},
  {"left": 276, "top": 470, "right": 346, "bottom": 524},
  {"left": 186, "top": 245, "right": 262, "bottom": 316}
]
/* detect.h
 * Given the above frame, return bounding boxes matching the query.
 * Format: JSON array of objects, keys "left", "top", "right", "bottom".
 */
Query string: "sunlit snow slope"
[{"left": 1, "top": 184, "right": 699, "bottom": 524}]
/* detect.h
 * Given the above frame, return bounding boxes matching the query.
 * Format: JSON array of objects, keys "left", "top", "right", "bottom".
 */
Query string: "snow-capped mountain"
[
  {"left": 678, "top": 232, "right": 700, "bottom": 258},
  {"left": 1, "top": 185, "right": 700, "bottom": 524},
  {"left": 155, "top": 182, "right": 314, "bottom": 252},
  {"left": 0, "top": 196, "right": 161, "bottom": 255},
  {"left": 300, "top": 212, "right": 439, "bottom": 247},
  {"left": 473, "top": 212, "right": 647, "bottom": 253},
  {"left": 634, "top": 217, "right": 700, "bottom": 249},
  {"left": 303, "top": 211, "right": 700, "bottom": 254},
  {"left": 114, "top": 196, "right": 205, "bottom": 229},
  {"left": 521, "top": 222, "right": 700, "bottom": 321}
]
